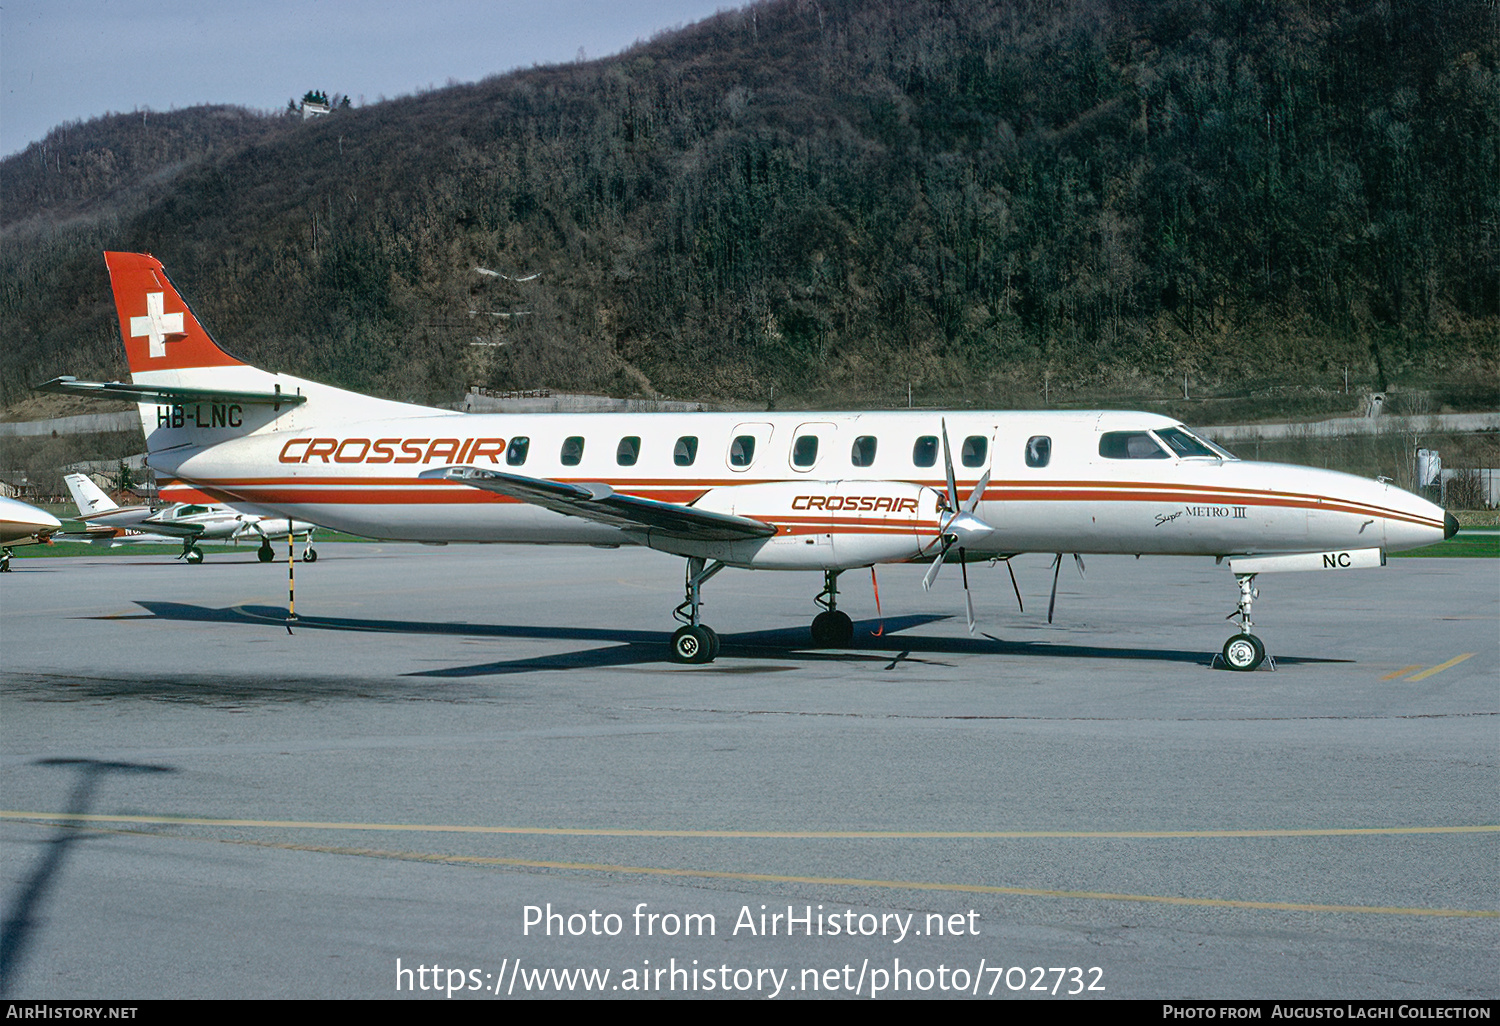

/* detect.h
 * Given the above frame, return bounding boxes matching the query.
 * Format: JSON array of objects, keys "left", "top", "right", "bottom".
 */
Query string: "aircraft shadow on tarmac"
[{"left": 118, "top": 601, "right": 1351, "bottom": 678}]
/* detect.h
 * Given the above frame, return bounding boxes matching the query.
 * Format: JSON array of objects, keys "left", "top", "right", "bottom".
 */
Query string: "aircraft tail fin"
[
  {"left": 105, "top": 252, "right": 246, "bottom": 375},
  {"left": 65, "top": 473, "right": 118, "bottom": 516}
]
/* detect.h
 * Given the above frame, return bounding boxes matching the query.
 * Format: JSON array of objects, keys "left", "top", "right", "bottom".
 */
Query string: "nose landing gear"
[{"left": 1219, "top": 573, "right": 1273, "bottom": 671}]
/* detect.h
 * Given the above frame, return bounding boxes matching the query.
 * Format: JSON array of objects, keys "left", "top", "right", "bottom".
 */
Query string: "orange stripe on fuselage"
[{"left": 158, "top": 475, "right": 1442, "bottom": 532}]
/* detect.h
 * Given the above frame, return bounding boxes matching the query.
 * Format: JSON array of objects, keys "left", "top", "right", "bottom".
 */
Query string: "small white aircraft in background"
[
  {"left": 63, "top": 472, "right": 320, "bottom": 563},
  {"left": 37, "top": 252, "right": 1456, "bottom": 668},
  {"left": 0, "top": 495, "right": 62, "bottom": 571}
]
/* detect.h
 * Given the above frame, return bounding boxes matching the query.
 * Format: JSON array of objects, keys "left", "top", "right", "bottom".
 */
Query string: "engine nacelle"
[{"left": 652, "top": 480, "right": 946, "bottom": 569}]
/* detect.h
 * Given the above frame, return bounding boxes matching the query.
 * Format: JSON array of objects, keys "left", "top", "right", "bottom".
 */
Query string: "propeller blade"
[
  {"left": 1047, "top": 552, "right": 1062, "bottom": 623},
  {"left": 963, "top": 469, "right": 991, "bottom": 513},
  {"left": 939, "top": 417, "right": 959, "bottom": 514},
  {"left": 961, "top": 549, "right": 976, "bottom": 633},
  {"left": 922, "top": 540, "right": 950, "bottom": 591}
]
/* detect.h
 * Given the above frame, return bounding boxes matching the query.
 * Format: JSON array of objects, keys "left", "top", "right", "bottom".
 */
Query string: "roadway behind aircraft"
[{"left": 35, "top": 251, "right": 1457, "bottom": 668}]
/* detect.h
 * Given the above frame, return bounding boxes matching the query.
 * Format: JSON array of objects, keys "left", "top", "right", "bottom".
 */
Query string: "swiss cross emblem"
[{"left": 130, "top": 292, "right": 185, "bottom": 358}]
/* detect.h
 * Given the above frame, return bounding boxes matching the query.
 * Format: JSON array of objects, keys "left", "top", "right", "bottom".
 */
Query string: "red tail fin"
[{"left": 105, "top": 252, "right": 243, "bottom": 374}]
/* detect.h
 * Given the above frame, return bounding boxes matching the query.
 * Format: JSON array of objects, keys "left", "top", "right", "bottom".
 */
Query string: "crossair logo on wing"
[{"left": 279, "top": 438, "right": 508, "bottom": 465}]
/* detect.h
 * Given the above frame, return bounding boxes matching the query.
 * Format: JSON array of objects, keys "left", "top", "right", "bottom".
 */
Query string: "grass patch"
[{"left": 1388, "top": 529, "right": 1499, "bottom": 559}]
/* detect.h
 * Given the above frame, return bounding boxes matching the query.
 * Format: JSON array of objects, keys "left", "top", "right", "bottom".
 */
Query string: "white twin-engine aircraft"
[
  {"left": 63, "top": 472, "right": 320, "bottom": 563},
  {"left": 39, "top": 252, "right": 1456, "bottom": 669}
]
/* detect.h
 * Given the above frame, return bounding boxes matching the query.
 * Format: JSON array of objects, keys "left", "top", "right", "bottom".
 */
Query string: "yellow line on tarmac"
[
  {"left": 2, "top": 811, "right": 1497, "bottom": 841},
  {"left": 1380, "top": 665, "right": 1423, "bottom": 681},
  {"left": 175, "top": 837, "right": 1500, "bottom": 918},
  {"left": 7, "top": 816, "right": 1493, "bottom": 917},
  {"left": 1406, "top": 653, "right": 1476, "bottom": 681}
]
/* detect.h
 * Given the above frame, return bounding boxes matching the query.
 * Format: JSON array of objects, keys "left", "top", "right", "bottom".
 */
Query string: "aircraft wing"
[
  {"left": 420, "top": 466, "right": 777, "bottom": 542},
  {"left": 133, "top": 515, "right": 206, "bottom": 539}
]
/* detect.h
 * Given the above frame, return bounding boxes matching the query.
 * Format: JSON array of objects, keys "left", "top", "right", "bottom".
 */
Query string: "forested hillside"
[{"left": 2, "top": 0, "right": 1495, "bottom": 413}]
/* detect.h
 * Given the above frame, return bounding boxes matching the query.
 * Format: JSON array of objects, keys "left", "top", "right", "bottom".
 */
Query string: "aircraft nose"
[{"left": 1445, "top": 512, "right": 1459, "bottom": 540}]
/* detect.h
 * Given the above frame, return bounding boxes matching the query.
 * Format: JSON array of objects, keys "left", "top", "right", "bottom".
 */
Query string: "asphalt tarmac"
[{"left": 1, "top": 544, "right": 1495, "bottom": 999}]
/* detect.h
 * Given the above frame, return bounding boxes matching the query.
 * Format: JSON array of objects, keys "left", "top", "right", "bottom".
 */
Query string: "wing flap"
[{"left": 420, "top": 466, "right": 776, "bottom": 542}]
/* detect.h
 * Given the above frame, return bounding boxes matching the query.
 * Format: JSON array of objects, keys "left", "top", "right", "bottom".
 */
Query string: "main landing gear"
[
  {"left": 668, "top": 562, "right": 860, "bottom": 664},
  {"left": 180, "top": 539, "right": 205, "bottom": 564},
  {"left": 811, "top": 570, "right": 854, "bottom": 648},
  {"left": 1, "top": 547, "right": 12, "bottom": 572},
  {"left": 670, "top": 557, "right": 725, "bottom": 663},
  {"left": 1219, "top": 572, "right": 1272, "bottom": 672},
  {"left": 257, "top": 535, "right": 317, "bottom": 563}
]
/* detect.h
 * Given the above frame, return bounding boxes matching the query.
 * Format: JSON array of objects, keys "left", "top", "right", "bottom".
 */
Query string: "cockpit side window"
[
  {"left": 1155, "top": 427, "right": 1220, "bottom": 458},
  {"left": 1098, "top": 431, "right": 1169, "bottom": 459}
]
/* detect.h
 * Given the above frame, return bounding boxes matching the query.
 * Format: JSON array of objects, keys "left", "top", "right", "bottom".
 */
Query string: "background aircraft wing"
[
  {"left": 134, "top": 515, "right": 206, "bottom": 539},
  {"left": 420, "top": 466, "right": 776, "bottom": 542}
]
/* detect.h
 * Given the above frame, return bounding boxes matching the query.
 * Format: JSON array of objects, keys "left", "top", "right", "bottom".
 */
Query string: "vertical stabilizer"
[
  {"left": 105, "top": 252, "right": 245, "bottom": 376},
  {"left": 64, "top": 473, "right": 118, "bottom": 515}
]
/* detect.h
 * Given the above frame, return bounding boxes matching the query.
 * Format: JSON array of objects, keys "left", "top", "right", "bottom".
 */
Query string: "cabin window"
[
  {"left": 961, "top": 435, "right": 987, "bottom": 468},
  {"left": 560, "top": 436, "right": 585, "bottom": 466},
  {"left": 1025, "top": 436, "right": 1051, "bottom": 468},
  {"left": 674, "top": 436, "right": 698, "bottom": 467},
  {"left": 506, "top": 437, "right": 529, "bottom": 466},
  {"left": 1155, "top": 427, "right": 1221, "bottom": 458},
  {"left": 1099, "top": 431, "right": 1169, "bottom": 459},
  {"left": 792, "top": 434, "right": 819, "bottom": 468},
  {"left": 851, "top": 436, "right": 877, "bottom": 467},
  {"left": 913, "top": 435, "right": 938, "bottom": 468},
  {"left": 729, "top": 435, "right": 756, "bottom": 467},
  {"left": 616, "top": 436, "right": 641, "bottom": 467}
]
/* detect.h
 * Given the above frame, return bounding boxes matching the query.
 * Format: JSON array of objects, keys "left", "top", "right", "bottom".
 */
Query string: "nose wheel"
[{"left": 1222, "top": 633, "right": 1266, "bottom": 671}]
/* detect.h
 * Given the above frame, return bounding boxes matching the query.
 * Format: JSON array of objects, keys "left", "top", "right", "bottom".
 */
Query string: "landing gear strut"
[
  {"left": 1220, "top": 572, "right": 1271, "bottom": 671},
  {"left": 810, "top": 570, "right": 854, "bottom": 647},
  {"left": 670, "top": 557, "right": 724, "bottom": 663}
]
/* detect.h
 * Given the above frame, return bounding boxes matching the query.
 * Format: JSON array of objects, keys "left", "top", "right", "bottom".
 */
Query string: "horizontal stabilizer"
[
  {"left": 421, "top": 466, "right": 777, "bottom": 542},
  {"left": 33, "top": 376, "right": 306, "bottom": 408}
]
